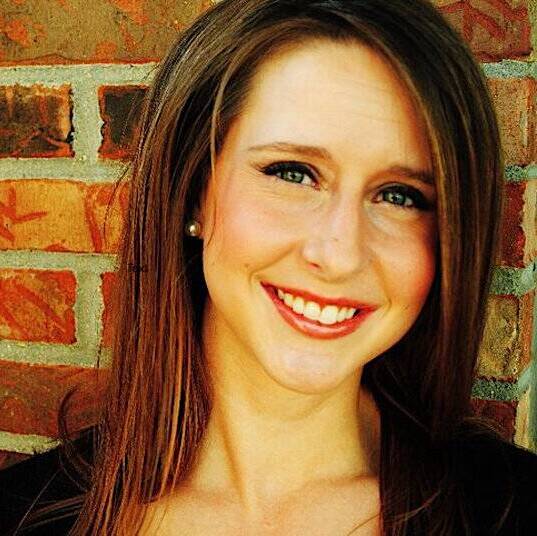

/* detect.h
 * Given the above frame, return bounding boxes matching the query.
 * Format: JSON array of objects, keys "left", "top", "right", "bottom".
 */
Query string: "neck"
[{"left": 186, "top": 351, "right": 380, "bottom": 514}]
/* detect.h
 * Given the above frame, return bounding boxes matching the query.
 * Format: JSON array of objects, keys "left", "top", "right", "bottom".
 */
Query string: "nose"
[{"left": 300, "top": 195, "right": 370, "bottom": 282}]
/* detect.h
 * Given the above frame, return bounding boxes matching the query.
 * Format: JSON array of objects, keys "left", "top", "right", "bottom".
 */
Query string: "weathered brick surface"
[
  {"left": 0, "top": 85, "right": 73, "bottom": 158},
  {"left": 0, "top": 179, "right": 130, "bottom": 253},
  {"left": 0, "top": 1, "right": 528, "bottom": 65},
  {"left": 478, "top": 293, "right": 534, "bottom": 379},
  {"left": 0, "top": 269, "right": 76, "bottom": 344},
  {"left": 0, "top": 360, "right": 109, "bottom": 437},
  {"left": 0, "top": 0, "right": 534, "bottom": 463},
  {"left": 0, "top": 0, "right": 211, "bottom": 65},
  {"left": 498, "top": 180, "right": 537, "bottom": 267},
  {"left": 487, "top": 78, "right": 537, "bottom": 166},
  {"left": 435, "top": 0, "right": 531, "bottom": 61},
  {"left": 99, "top": 85, "right": 147, "bottom": 160},
  {"left": 471, "top": 398, "right": 517, "bottom": 441}
]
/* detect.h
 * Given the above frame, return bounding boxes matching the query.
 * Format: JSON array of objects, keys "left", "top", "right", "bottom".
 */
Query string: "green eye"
[
  {"left": 261, "top": 162, "right": 318, "bottom": 188},
  {"left": 380, "top": 185, "right": 431, "bottom": 211},
  {"left": 258, "top": 162, "right": 433, "bottom": 212}
]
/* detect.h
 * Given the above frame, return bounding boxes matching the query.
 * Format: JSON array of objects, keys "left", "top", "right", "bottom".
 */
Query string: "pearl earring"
[{"left": 185, "top": 219, "right": 202, "bottom": 238}]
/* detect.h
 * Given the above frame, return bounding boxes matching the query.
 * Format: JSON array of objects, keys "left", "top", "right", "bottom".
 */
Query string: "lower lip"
[{"left": 262, "top": 284, "right": 376, "bottom": 340}]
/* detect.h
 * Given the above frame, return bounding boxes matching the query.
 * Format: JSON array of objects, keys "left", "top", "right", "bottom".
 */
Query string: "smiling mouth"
[
  {"left": 262, "top": 284, "right": 375, "bottom": 340},
  {"left": 272, "top": 286, "right": 360, "bottom": 325}
]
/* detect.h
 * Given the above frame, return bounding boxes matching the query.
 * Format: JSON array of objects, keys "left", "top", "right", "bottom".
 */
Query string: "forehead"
[{"left": 227, "top": 39, "right": 431, "bottom": 173}]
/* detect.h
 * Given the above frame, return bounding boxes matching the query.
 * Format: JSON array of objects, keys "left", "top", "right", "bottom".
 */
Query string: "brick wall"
[{"left": 0, "top": 0, "right": 535, "bottom": 469}]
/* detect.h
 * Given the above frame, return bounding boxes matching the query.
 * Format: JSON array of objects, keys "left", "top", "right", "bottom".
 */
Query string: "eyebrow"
[{"left": 247, "top": 142, "right": 435, "bottom": 186}]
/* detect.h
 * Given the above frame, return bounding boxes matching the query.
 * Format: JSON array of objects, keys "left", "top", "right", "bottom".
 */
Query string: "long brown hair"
[{"left": 21, "top": 0, "right": 508, "bottom": 534}]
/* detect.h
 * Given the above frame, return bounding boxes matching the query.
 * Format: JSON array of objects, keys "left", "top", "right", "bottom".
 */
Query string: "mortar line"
[
  {"left": 490, "top": 262, "right": 537, "bottom": 297},
  {"left": 0, "top": 63, "right": 158, "bottom": 85},
  {"left": 0, "top": 250, "right": 117, "bottom": 272},
  {"left": 506, "top": 165, "right": 537, "bottom": 182},
  {"left": 0, "top": 341, "right": 112, "bottom": 367},
  {"left": 472, "top": 378, "right": 520, "bottom": 401},
  {"left": 70, "top": 81, "right": 105, "bottom": 164},
  {"left": 0, "top": 159, "right": 127, "bottom": 181},
  {"left": 0, "top": 431, "right": 61, "bottom": 455},
  {"left": 74, "top": 271, "right": 107, "bottom": 360}
]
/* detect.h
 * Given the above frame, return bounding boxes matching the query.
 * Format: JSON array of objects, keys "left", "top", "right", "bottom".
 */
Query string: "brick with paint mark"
[
  {"left": 0, "top": 269, "right": 76, "bottom": 344},
  {"left": 498, "top": 181, "right": 537, "bottom": 267},
  {"left": 109, "top": 0, "right": 150, "bottom": 26},
  {"left": 98, "top": 85, "right": 147, "bottom": 160},
  {"left": 85, "top": 181, "right": 131, "bottom": 252},
  {"left": 0, "top": 0, "right": 209, "bottom": 65},
  {"left": 487, "top": 78, "right": 537, "bottom": 166},
  {"left": 0, "top": 359, "right": 109, "bottom": 437},
  {"left": 478, "top": 293, "right": 534, "bottom": 379},
  {"left": 0, "top": 179, "right": 130, "bottom": 253},
  {"left": 436, "top": 0, "right": 531, "bottom": 61},
  {"left": 0, "top": 84, "right": 73, "bottom": 158}
]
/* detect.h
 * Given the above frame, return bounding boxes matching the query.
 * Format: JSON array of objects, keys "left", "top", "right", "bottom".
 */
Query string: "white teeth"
[
  {"left": 274, "top": 287, "right": 358, "bottom": 325},
  {"left": 303, "top": 301, "right": 321, "bottom": 321},
  {"left": 292, "top": 296, "right": 305, "bottom": 314},
  {"left": 319, "top": 305, "right": 339, "bottom": 325},
  {"left": 336, "top": 307, "right": 348, "bottom": 322}
]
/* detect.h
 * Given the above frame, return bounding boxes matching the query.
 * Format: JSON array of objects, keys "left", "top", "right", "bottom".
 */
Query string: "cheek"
[
  {"left": 204, "top": 182, "right": 291, "bottom": 269},
  {"left": 381, "top": 233, "right": 437, "bottom": 308}
]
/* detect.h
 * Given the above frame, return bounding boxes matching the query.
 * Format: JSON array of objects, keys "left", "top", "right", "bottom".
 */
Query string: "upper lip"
[{"left": 262, "top": 282, "right": 379, "bottom": 310}]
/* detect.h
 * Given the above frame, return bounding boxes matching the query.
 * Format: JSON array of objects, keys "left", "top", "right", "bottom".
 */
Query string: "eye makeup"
[{"left": 255, "top": 160, "right": 434, "bottom": 212}]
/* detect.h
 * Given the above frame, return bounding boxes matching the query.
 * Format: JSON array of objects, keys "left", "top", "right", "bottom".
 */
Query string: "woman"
[{"left": 3, "top": 0, "right": 537, "bottom": 534}]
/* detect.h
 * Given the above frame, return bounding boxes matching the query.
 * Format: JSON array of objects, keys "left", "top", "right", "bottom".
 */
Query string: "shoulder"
[
  {"left": 453, "top": 435, "right": 537, "bottom": 535},
  {"left": 0, "top": 431, "right": 94, "bottom": 535}
]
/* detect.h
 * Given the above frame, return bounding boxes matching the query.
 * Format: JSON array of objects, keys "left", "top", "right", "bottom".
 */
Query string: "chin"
[{"left": 259, "top": 346, "right": 361, "bottom": 395}]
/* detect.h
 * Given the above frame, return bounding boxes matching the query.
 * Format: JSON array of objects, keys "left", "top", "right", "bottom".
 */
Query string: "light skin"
[{"left": 151, "top": 39, "right": 438, "bottom": 533}]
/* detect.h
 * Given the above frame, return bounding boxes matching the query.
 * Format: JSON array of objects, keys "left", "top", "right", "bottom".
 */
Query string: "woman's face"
[{"left": 198, "top": 40, "right": 438, "bottom": 394}]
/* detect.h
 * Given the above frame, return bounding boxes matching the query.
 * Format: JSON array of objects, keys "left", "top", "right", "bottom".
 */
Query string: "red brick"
[
  {"left": 498, "top": 181, "right": 536, "bottom": 267},
  {"left": 0, "top": 269, "right": 76, "bottom": 344},
  {"left": 0, "top": 84, "right": 73, "bottom": 158},
  {"left": 0, "top": 360, "right": 109, "bottom": 437},
  {"left": 98, "top": 85, "right": 147, "bottom": 160},
  {"left": 471, "top": 398, "right": 517, "bottom": 441},
  {"left": 436, "top": 0, "right": 531, "bottom": 61},
  {"left": 487, "top": 78, "right": 537, "bottom": 166},
  {"left": 0, "top": 0, "right": 210, "bottom": 66},
  {"left": 0, "top": 2, "right": 530, "bottom": 65},
  {"left": 0, "top": 179, "right": 130, "bottom": 253}
]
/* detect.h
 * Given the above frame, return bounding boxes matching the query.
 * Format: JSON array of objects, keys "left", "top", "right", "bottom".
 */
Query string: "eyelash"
[{"left": 259, "top": 161, "right": 432, "bottom": 211}]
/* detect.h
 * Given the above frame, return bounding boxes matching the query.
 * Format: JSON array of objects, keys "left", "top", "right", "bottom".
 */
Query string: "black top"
[{"left": 1, "top": 433, "right": 537, "bottom": 535}]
